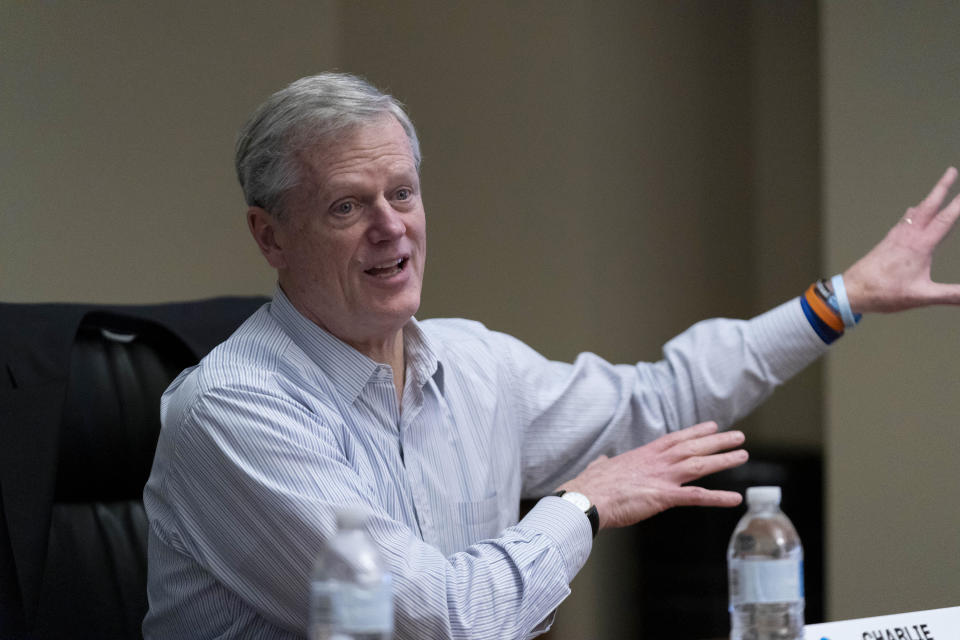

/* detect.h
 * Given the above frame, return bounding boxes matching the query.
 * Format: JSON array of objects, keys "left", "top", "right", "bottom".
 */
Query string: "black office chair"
[
  {"left": 0, "top": 298, "right": 266, "bottom": 639},
  {"left": 33, "top": 313, "right": 194, "bottom": 638}
]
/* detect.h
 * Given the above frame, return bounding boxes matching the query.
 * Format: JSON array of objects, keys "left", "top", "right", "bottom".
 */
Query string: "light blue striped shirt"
[{"left": 143, "top": 288, "right": 826, "bottom": 639}]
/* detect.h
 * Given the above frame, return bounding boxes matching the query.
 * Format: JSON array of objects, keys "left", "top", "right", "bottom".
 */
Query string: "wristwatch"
[{"left": 554, "top": 490, "right": 599, "bottom": 538}]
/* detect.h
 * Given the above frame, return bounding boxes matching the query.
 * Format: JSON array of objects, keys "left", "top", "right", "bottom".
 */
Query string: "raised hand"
[
  {"left": 844, "top": 167, "right": 960, "bottom": 313},
  {"left": 557, "top": 421, "right": 748, "bottom": 530}
]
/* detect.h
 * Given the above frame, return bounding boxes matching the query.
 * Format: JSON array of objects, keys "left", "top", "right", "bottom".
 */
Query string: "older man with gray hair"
[{"left": 143, "top": 72, "right": 960, "bottom": 639}]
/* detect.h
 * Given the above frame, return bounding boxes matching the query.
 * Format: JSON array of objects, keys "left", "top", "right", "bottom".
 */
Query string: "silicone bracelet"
[
  {"left": 804, "top": 283, "right": 844, "bottom": 333},
  {"left": 830, "top": 274, "right": 861, "bottom": 328}
]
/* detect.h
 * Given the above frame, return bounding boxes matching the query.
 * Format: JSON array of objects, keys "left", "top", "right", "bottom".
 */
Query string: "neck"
[
  {"left": 278, "top": 286, "right": 409, "bottom": 402},
  {"left": 347, "top": 329, "right": 404, "bottom": 369}
]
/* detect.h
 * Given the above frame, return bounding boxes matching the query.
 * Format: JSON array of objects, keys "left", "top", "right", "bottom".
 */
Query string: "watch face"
[{"left": 562, "top": 491, "right": 591, "bottom": 512}]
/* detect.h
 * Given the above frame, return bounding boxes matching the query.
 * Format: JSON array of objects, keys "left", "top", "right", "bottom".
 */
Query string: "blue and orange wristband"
[{"left": 800, "top": 274, "right": 862, "bottom": 345}]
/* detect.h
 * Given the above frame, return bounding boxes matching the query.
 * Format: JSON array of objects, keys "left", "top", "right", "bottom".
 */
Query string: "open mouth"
[{"left": 364, "top": 257, "right": 409, "bottom": 278}]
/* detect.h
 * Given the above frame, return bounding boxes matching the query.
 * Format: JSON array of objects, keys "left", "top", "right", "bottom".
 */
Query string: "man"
[{"left": 143, "top": 73, "right": 960, "bottom": 639}]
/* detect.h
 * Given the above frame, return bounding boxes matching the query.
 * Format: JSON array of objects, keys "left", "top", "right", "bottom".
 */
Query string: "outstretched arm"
[
  {"left": 844, "top": 166, "right": 960, "bottom": 313},
  {"left": 547, "top": 169, "right": 960, "bottom": 531}
]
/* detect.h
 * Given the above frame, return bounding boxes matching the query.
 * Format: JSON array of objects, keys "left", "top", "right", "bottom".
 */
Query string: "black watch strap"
[{"left": 554, "top": 490, "right": 599, "bottom": 538}]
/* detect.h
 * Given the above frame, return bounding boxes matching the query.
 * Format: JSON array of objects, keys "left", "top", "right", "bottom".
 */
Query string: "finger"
[
  {"left": 915, "top": 166, "right": 958, "bottom": 225},
  {"left": 669, "top": 485, "right": 743, "bottom": 508},
  {"left": 650, "top": 420, "right": 718, "bottom": 452},
  {"left": 928, "top": 191, "right": 960, "bottom": 240},
  {"left": 668, "top": 429, "right": 745, "bottom": 461},
  {"left": 678, "top": 448, "right": 749, "bottom": 482}
]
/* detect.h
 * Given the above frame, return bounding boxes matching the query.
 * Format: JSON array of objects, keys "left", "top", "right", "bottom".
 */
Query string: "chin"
[{"left": 375, "top": 296, "right": 421, "bottom": 326}]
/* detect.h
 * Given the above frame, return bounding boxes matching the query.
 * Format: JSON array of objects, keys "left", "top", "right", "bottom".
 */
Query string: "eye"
[
  {"left": 394, "top": 188, "right": 412, "bottom": 201},
  {"left": 331, "top": 200, "right": 356, "bottom": 216}
]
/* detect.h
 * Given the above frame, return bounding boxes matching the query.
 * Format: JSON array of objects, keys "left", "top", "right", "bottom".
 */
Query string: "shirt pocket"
[{"left": 431, "top": 492, "right": 501, "bottom": 556}]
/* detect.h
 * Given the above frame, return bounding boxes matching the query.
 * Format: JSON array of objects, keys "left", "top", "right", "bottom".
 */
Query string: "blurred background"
[{"left": 2, "top": 1, "right": 958, "bottom": 636}]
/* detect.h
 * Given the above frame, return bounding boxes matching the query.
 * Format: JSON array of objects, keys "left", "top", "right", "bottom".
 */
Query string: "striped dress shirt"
[{"left": 143, "top": 288, "right": 827, "bottom": 639}]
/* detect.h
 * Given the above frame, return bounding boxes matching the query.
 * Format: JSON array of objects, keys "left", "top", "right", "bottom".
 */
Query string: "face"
[{"left": 249, "top": 116, "right": 426, "bottom": 351}]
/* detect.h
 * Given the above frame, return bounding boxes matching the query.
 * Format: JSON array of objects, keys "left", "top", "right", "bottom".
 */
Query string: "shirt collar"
[
  {"left": 402, "top": 316, "right": 443, "bottom": 395},
  {"left": 269, "top": 286, "right": 442, "bottom": 404}
]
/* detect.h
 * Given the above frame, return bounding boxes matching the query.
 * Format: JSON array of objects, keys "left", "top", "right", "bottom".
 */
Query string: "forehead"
[{"left": 303, "top": 116, "right": 417, "bottom": 188}]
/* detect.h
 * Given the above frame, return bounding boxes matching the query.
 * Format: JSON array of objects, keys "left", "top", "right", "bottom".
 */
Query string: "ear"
[{"left": 247, "top": 206, "right": 287, "bottom": 270}]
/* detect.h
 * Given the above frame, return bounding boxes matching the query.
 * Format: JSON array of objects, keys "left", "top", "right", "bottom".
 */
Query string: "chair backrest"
[
  {"left": 0, "top": 297, "right": 267, "bottom": 639},
  {"left": 32, "top": 313, "right": 195, "bottom": 639}
]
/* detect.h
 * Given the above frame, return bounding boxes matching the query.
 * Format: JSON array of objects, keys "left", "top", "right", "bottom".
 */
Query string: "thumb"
[{"left": 926, "top": 282, "right": 960, "bottom": 305}]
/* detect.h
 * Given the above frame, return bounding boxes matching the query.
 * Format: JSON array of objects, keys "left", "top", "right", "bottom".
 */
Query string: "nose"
[{"left": 367, "top": 196, "right": 406, "bottom": 243}]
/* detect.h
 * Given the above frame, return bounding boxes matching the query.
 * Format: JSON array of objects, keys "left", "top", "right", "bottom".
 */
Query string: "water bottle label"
[
  {"left": 339, "top": 581, "right": 393, "bottom": 632},
  {"left": 728, "top": 558, "right": 803, "bottom": 605},
  {"left": 312, "top": 578, "right": 394, "bottom": 634}
]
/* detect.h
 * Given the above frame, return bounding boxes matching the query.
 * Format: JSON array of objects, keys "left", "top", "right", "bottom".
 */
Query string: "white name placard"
[{"left": 805, "top": 605, "right": 960, "bottom": 640}]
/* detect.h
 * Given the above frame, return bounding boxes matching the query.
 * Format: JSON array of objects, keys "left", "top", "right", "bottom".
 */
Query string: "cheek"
[
  {"left": 410, "top": 213, "right": 427, "bottom": 248},
  {"left": 282, "top": 237, "right": 339, "bottom": 285},
  {"left": 287, "top": 224, "right": 351, "bottom": 267}
]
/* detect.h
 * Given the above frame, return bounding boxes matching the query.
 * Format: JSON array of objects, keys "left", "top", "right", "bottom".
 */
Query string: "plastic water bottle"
[
  {"left": 310, "top": 507, "right": 393, "bottom": 640},
  {"left": 727, "top": 486, "right": 804, "bottom": 640}
]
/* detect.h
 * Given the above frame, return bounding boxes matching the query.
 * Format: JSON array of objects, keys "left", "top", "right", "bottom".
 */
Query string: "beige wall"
[
  {"left": 821, "top": 1, "right": 960, "bottom": 620},
  {"left": 0, "top": 2, "right": 339, "bottom": 303}
]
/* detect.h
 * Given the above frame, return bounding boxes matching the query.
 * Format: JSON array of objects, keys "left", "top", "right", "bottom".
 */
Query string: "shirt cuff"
[
  {"left": 748, "top": 297, "right": 830, "bottom": 383},
  {"left": 517, "top": 496, "right": 593, "bottom": 583}
]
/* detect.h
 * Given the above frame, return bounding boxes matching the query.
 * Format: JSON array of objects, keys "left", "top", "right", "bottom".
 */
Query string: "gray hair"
[{"left": 235, "top": 72, "right": 421, "bottom": 218}]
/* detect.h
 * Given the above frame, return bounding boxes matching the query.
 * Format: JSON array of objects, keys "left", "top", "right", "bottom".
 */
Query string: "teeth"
[
  {"left": 365, "top": 257, "right": 405, "bottom": 275},
  {"left": 371, "top": 258, "right": 403, "bottom": 269},
  {"left": 376, "top": 258, "right": 400, "bottom": 269}
]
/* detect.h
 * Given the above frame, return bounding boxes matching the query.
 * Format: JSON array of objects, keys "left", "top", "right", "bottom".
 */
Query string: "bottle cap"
[{"left": 745, "top": 486, "right": 781, "bottom": 506}]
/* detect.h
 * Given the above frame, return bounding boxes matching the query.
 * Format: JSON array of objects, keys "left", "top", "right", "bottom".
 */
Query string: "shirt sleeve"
[
  {"left": 497, "top": 298, "right": 828, "bottom": 497},
  {"left": 157, "top": 382, "right": 591, "bottom": 640}
]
